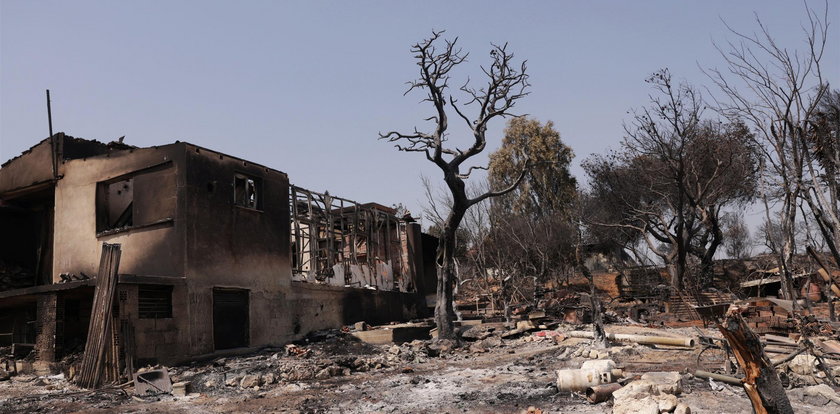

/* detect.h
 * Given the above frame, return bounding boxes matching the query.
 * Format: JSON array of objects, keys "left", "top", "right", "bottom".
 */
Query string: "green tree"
[{"left": 488, "top": 117, "right": 576, "bottom": 218}]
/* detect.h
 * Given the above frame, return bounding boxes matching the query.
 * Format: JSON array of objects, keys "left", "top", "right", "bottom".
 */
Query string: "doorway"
[{"left": 212, "top": 288, "right": 249, "bottom": 350}]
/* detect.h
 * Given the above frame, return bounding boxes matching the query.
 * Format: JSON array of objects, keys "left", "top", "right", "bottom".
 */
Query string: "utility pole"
[
  {"left": 47, "top": 89, "right": 58, "bottom": 179},
  {"left": 46, "top": 89, "right": 53, "bottom": 137}
]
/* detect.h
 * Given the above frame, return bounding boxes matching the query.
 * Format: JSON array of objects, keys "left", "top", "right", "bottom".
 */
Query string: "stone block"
[
  {"left": 613, "top": 396, "right": 660, "bottom": 414},
  {"left": 640, "top": 371, "right": 682, "bottom": 395}
]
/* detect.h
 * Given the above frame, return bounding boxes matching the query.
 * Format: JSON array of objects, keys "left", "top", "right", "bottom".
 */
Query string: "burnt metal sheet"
[{"left": 134, "top": 368, "right": 172, "bottom": 395}]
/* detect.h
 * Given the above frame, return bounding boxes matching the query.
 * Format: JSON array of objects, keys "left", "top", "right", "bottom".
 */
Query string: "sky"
[{"left": 2, "top": 1, "right": 839, "bottom": 231}]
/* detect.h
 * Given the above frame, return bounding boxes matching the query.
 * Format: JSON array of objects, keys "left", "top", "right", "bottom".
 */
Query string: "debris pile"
[
  {"left": 611, "top": 371, "right": 690, "bottom": 414},
  {"left": 0, "top": 259, "right": 34, "bottom": 291}
]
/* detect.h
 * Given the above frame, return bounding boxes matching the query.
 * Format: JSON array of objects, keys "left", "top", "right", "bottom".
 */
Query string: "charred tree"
[
  {"left": 381, "top": 31, "right": 530, "bottom": 339},
  {"left": 708, "top": 4, "right": 830, "bottom": 304},
  {"left": 717, "top": 307, "right": 793, "bottom": 414},
  {"left": 576, "top": 243, "right": 607, "bottom": 348},
  {"left": 583, "top": 72, "right": 759, "bottom": 291}
]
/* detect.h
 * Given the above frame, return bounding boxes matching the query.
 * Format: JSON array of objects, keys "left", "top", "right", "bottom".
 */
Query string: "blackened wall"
[{"left": 182, "top": 144, "right": 291, "bottom": 356}]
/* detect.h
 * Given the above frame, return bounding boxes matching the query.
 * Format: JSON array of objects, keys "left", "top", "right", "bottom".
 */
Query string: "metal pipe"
[
  {"left": 693, "top": 370, "right": 742, "bottom": 385},
  {"left": 585, "top": 383, "right": 623, "bottom": 403},
  {"left": 567, "top": 331, "right": 695, "bottom": 347}
]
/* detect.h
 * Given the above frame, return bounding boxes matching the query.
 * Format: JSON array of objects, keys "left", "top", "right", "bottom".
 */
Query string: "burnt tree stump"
[{"left": 717, "top": 307, "right": 793, "bottom": 414}]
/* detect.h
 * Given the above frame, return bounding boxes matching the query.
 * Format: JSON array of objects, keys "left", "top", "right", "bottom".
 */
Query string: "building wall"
[
  {"left": 52, "top": 144, "right": 186, "bottom": 280},
  {"left": 5, "top": 137, "right": 430, "bottom": 365},
  {"left": 117, "top": 282, "right": 187, "bottom": 364},
  {"left": 285, "top": 282, "right": 426, "bottom": 336},
  {"left": 181, "top": 144, "right": 291, "bottom": 356},
  {"left": 0, "top": 138, "right": 54, "bottom": 193}
]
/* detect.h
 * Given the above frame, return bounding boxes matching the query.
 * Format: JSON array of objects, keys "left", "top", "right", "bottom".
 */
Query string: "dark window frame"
[
  {"left": 95, "top": 161, "right": 175, "bottom": 235},
  {"left": 96, "top": 178, "right": 135, "bottom": 232},
  {"left": 233, "top": 172, "right": 262, "bottom": 210}
]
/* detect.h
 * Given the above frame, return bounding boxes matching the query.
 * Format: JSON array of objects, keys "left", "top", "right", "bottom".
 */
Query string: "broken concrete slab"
[
  {"left": 788, "top": 354, "right": 818, "bottom": 375},
  {"left": 350, "top": 325, "right": 431, "bottom": 345},
  {"left": 674, "top": 403, "right": 692, "bottom": 414},
  {"left": 172, "top": 381, "right": 190, "bottom": 396},
  {"left": 613, "top": 395, "right": 660, "bottom": 414},
  {"left": 239, "top": 374, "right": 261, "bottom": 388},
  {"left": 611, "top": 370, "right": 691, "bottom": 414},
  {"left": 639, "top": 371, "right": 683, "bottom": 395},
  {"left": 461, "top": 322, "right": 506, "bottom": 340},
  {"left": 655, "top": 393, "right": 679, "bottom": 412},
  {"left": 802, "top": 384, "right": 840, "bottom": 405}
]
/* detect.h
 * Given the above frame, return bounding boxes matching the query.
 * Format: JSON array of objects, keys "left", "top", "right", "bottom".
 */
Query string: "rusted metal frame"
[
  {"left": 350, "top": 203, "right": 358, "bottom": 266},
  {"left": 324, "top": 192, "right": 335, "bottom": 279},
  {"left": 390, "top": 218, "right": 403, "bottom": 290},
  {"left": 337, "top": 198, "right": 348, "bottom": 284},
  {"left": 294, "top": 187, "right": 316, "bottom": 278},
  {"left": 289, "top": 185, "right": 409, "bottom": 290},
  {"left": 311, "top": 191, "right": 322, "bottom": 277},
  {"left": 306, "top": 190, "right": 317, "bottom": 279},
  {"left": 372, "top": 210, "right": 381, "bottom": 288},
  {"left": 297, "top": 194, "right": 307, "bottom": 276},
  {"left": 347, "top": 205, "right": 360, "bottom": 286},
  {"left": 395, "top": 221, "right": 406, "bottom": 290},
  {"left": 373, "top": 211, "right": 384, "bottom": 288},
  {"left": 385, "top": 213, "right": 392, "bottom": 289},
  {"left": 320, "top": 194, "right": 331, "bottom": 278},
  {"left": 402, "top": 222, "right": 409, "bottom": 287},
  {"left": 291, "top": 187, "right": 302, "bottom": 277}
]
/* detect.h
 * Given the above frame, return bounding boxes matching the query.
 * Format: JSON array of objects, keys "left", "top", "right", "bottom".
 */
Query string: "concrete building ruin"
[{"left": 0, "top": 133, "right": 436, "bottom": 369}]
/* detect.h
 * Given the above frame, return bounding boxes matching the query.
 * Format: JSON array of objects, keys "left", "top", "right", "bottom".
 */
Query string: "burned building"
[{"left": 0, "top": 133, "right": 434, "bottom": 369}]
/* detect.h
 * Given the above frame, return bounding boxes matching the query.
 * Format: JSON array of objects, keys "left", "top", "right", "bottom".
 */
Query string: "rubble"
[
  {"left": 585, "top": 382, "right": 623, "bottom": 403},
  {"left": 171, "top": 381, "right": 189, "bottom": 396},
  {"left": 4, "top": 261, "right": 840, "bottom": 414},
  {"left": 611, "top": 371, "right": 686, "bottom": 414},
  {"left": 801, "top": 384, "right": 840, "bottom": 405},
  {"left": 1, "top": 321, "right": 839, "bottom": 413}
]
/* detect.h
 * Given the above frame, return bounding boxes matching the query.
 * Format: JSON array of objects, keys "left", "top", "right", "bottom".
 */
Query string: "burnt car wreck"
[{"left": 0, "top": 133, "right": 435, "bottom": 378}]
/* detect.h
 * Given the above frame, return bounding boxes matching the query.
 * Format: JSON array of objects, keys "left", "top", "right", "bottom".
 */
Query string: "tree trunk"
[
  {"left": 434, "top": 207, "right": 466, "bottom": 340},
  {"left": 576, "top": 243, "right": 606, "bottom": 347},
  {"left": 698, "top": 209, "right": 724, "bottom": 289},
  {"left": 717, "top": 308, "right": 793, "bottom": 414},
  {"left": 781, "top": 192, "right": 800, "bottom": 305},
  {"left": 588, "top": 274, "right": 607, "bottom": 348},
  {"left": 667, "top": 261, "right": 683, "bottom": 291}
]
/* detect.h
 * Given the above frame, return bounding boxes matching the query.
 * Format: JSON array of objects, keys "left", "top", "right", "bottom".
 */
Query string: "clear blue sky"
[{"left": 2, "top": 1, "right": 838, "bottom": 226}]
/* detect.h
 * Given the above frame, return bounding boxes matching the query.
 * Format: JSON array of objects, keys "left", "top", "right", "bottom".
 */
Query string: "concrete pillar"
[{"left": 35, "top": 293, "right": 57, "bottom": 362}]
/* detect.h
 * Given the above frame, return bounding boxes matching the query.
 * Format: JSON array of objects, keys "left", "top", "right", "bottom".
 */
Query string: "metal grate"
[{"left": 138, "top": 285, "right": 173, "bottom": 319}]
